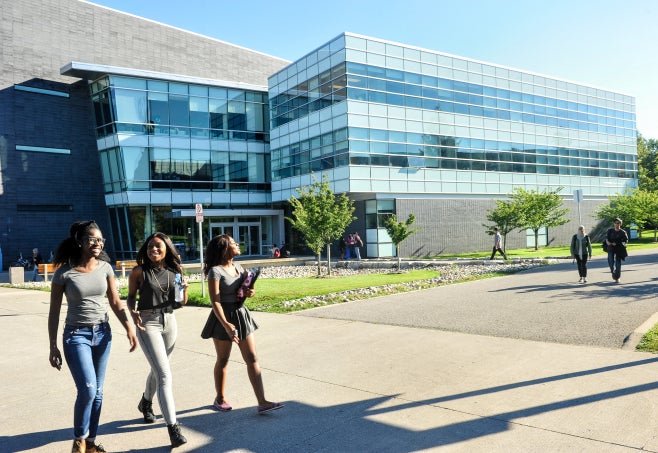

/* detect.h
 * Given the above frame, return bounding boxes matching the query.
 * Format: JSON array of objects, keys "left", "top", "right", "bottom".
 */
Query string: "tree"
[
  {"left": 596, "top": 188, "right": 658, "bottom": 240},
  {"left": 510, "top": 187, "right": 570, "bottom": 250},
  {"left": 484, "top": 199, "right": 520, "bottom": 251},
  {"left": 383, "top": 213, "right": 420, "bottom": 269},
  {"left": 596, "top": 188, "right": 641, "bottom": 230},
  {"left": 637, "top": 134, "right": 658, "bottom": 193},
  {"left": 286, "top": 175, "right": 355, "bottom": 276}
]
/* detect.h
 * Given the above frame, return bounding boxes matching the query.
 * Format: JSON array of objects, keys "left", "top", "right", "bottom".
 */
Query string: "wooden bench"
[
  {"left": 116, "top": 260, "right": 138, "bottom": 278},
  {"left": 38, "top": 263, "right": 59, "bottom": 282}
]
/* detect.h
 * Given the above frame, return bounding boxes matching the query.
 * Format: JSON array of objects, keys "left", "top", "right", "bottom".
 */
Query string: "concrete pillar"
[{"left": 9, "top": 267, "right": 24, "bottom": 284}]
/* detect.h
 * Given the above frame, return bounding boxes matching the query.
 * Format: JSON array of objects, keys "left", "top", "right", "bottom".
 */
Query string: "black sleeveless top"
[{"left": 138, "top": 266, "right": 176, "bottom": 310}]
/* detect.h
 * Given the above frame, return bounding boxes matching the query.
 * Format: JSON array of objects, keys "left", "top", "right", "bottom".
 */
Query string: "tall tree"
[
  {"left": 484, "top": 199, "right": 520, "bottom": 251},
  {"left": 596, "top": 188, "right": 642, "bottom": 230},
  {"left": 637, "top": 134, "right": 658, "bottom": 193},
  {"left": 510, "top": 187, "right": 570, "bottom": 250},
  {"left": 383, "top": 214, "right": 420, "bottom": 269},
  {"left": 597, "top": 188, "right": 658, "bottom": 240},
  {"left": 287, "top": 175, "right": 355, "bottom": 276}
]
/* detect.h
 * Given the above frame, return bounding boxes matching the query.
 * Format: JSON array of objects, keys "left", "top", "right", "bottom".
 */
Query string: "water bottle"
[{"left": 174, "top": 273, "right": 184, "bottom": 303}]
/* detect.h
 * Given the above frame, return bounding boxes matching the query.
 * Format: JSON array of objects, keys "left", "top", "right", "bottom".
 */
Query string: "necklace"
[{"left": 149, "top": 267, "right": 170, "bottom": 293}]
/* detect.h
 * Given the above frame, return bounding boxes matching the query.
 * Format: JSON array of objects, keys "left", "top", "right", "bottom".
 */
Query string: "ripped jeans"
[{"left": 63, "top": 322, "right": 112, "bottom": 440}]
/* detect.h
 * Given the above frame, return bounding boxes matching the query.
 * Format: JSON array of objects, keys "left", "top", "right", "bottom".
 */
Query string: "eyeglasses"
[
  {"left": 85, "top": 237, "right": 106, "bottom": 246},
  {"left": 614, "top": 222, "right": 621, "bottom": 225}
]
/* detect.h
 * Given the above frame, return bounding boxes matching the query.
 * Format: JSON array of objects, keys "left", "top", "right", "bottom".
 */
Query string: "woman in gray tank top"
[
  {"left": 48, "top": 221, "right": 138, "bottom": 453},
  {"left": 201, "top": 234, "right": 283, "bottom": 415},
  {"left": 127, "top": 232, "right": 188, "bottom": 448}
]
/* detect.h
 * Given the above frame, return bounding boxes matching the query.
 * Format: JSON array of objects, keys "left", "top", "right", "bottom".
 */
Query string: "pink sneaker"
[
  {"left": 213, "top": 399, "right": 232, "bottom": 411},
  {"left": 257, "top": 402, "right": 284, "bottom": 414}
]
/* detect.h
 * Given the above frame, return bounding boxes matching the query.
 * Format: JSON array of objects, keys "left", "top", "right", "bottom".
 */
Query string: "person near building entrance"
[
  {"left": 570, "top": 225, "right": 592, "bottom": 283},
  {"left": 490, "top": 227, "right": 507, "bottom": 260},
  {"left": 127, "top": 232, "right": 188, "bottom": 448},
  {"left": 48, "top": 220, "right": 138, "bottom": 453},
  {"left": 31, "top": 248, "right": 43, "bottom": 281},
  {"left": 201, "top": 234, "right": 283, "bottom": 415},
  {"left": 346, "top": 233, "right": 355, "bottom": 259},
  {"left": 353, "top": 232, "right": 363, "bottom": 260},
  {"left": 606, "top": 218, "right": 629, "bottom": 283},
  {"left": 339, "top": 236, "right": 346, "bottom": 260}
]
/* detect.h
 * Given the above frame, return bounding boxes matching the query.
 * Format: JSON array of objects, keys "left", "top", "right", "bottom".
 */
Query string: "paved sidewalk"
[{"left": 2, "top": 250, "right": 658, "bottom": 452}]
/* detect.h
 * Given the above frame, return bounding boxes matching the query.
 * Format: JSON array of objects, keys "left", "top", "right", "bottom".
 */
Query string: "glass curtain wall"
[
  {"left": 268, "top": 33, "right": 637, "bottom": 196},
  {"left": 89, "top": 75, "right": 274, "bottom": 259}
]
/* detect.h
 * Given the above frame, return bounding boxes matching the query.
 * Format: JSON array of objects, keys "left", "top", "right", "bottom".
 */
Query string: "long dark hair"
[
  {"left": 204, "top": 234, "right": 235, "bottom": 276},
  {"left": 53, "top": 220, "right": 110, "bottom": 266},
  {"left": 136, "top": 232, "right": 183, "bottom": 274}
]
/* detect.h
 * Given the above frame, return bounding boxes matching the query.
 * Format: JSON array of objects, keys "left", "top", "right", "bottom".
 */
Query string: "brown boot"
[
  {"left": 71, "top": 439, "right": 86, "bottom": 453},
  {"left": 85, "top": 440, "right": 108, "bottom": 453}
]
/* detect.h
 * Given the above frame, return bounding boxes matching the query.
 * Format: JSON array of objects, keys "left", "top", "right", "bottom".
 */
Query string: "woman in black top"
[
  {"left": 128, "top": 232, "right": 188, "bottom": 447},
  {"left": 606, "top": 218, "right": 629, "bottom": 283}
]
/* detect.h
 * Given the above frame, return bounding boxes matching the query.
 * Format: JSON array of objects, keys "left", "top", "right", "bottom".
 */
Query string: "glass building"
[
  {"left": 64, "top": 63, "right": 285, "bottom": 259},
  {"left": 268, "top": 33, "right": 637, "bottom": 257}
]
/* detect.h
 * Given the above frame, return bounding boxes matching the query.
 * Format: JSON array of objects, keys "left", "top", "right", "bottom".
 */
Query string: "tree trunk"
[
  {"left": 534, "top": 229, "right": 539, "bottom": 251},
  {"left": 316, "top": 253, "right": 322, "bottom": 276},
  {"left": 326, "top": 243, "right": 331, "bottom": 276},
  {"left": 397, "top": 245, "right": 401, "bottom": 270}
]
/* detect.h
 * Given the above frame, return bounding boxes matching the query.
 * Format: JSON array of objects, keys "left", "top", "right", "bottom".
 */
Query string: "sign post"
[
  {"left": 573, "top": 189, "right": 583, "bottom": 225},
  {"left": 196, "top": 203, "right": 205, "bottom": 297}
]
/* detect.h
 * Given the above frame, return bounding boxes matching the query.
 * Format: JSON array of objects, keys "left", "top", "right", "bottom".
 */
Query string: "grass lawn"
[{"left": 119, "top": 269, "right": 445, "bottom": 312}]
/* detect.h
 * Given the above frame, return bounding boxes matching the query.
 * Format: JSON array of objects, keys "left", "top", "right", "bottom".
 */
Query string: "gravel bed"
[{"left": 250, "top": 260, "right": 547, "bottom": 311}]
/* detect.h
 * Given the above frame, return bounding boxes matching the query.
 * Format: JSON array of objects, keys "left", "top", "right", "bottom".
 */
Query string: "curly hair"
[
  {"left": 204, "top": 234, "right": 235, "bottom": 276},
  {"left": 135, "top": 232, "right": 183, "bottom": 274},
  {"left": 53, "top": 220, "right": 110, "bottom": 266}
]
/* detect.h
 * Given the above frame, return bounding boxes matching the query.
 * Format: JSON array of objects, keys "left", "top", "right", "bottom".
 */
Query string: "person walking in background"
[
  {"left": 346, "top": 233, "right": 355, "bottom": 259},
  {"left": 606, "top": 218, "right": 629, "bottom": 283},
  {"left": 353, "top": 232, "right": 363, "bottom": 260},
  {"left": 490, "top": 227, "right": 507, "bottom": 260},
  {"left": 48, "top": 220, "right": 138, "bottom": 453},
  {"left": 201, "top": 234, "right": 283, "bottom": 415},
  {"left": 31, "top": 247, "right": 43, "bottom": 281},
  {"left": 570, "top": 225, "right": 592, "bottom": 283},
  {"left": 127, "top": 232, "right": 188, "bottom": 448},
  {"left": 339, "top": 236, "right": 346, "bottom": 260}
]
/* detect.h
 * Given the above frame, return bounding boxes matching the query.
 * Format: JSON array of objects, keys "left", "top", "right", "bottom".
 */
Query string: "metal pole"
[{"left": 199, "top": 221, "right": 205, "bottom": 298}]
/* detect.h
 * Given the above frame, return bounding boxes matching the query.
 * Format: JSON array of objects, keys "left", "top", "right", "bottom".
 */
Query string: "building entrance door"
[
  {"left": 238, "top": 224, "right": 261, "bottom": 256},
  {"left": 209, "top": 223, "right": 261, "bottom": 256}
]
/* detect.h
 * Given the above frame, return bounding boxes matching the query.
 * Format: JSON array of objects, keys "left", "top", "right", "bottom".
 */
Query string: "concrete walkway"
[{"left": 2, "top": 250, "right": 658, "bottom": 452}]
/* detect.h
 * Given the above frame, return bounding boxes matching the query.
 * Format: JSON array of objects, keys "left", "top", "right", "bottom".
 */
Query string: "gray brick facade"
[{"left": 0, "top": 0, "right": 288, "bottom": 265}]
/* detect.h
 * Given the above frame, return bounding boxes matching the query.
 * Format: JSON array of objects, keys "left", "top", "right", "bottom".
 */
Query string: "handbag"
[{"left": 602, "top": 240, "right": 608, "bottom": 252}]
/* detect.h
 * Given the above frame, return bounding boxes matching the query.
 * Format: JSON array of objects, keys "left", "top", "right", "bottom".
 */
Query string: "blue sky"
[{"left": 88, "top": 0, "right": 658, "bottom": 139}]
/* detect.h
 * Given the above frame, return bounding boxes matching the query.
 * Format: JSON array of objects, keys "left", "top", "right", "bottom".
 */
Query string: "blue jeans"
[
  {"left": 63, "top": 322, "right": 112, "bottom": 440},
  {"left": 607, "top": 251, "right": 622, "bottom": 280}
]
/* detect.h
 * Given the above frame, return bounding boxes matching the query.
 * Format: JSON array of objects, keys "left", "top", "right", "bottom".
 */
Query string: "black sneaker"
[
  {"left": 168, "top": 423, "right": 187, "bottom": 448},
  {"left": 138, "top": 394, "right": 155, "bottom": 423}
]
